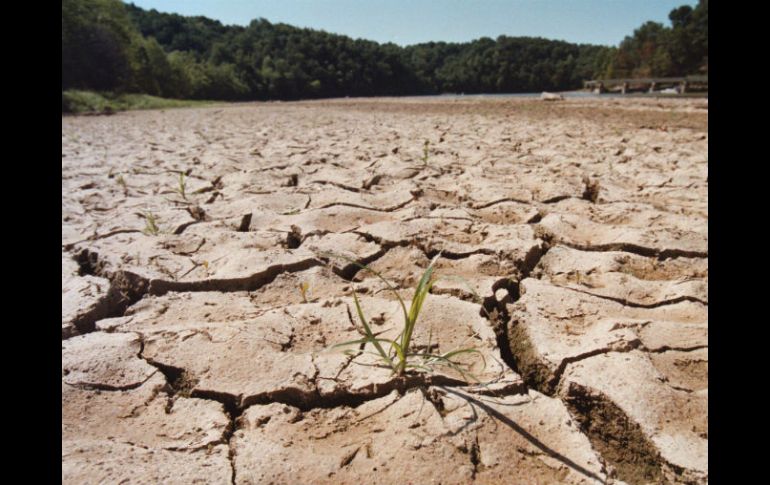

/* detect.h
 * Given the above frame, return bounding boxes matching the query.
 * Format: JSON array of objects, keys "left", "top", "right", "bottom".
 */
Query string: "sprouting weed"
[
  {"left": 143, "top": 212, "right": 160, "bottom": 236},
  {"left": 421, "top": 139, "right": 430, "bottom": 165},
  {"left": 320, "top": 251, "right": 485, "bottom": 380},
  {"left": 116, "top": 174, "right": 127, "bottom": 190},
  {"left": 176, "top": 172, "right": 187, "bottom": 200},
  {"left": 300, "top": 281, "right": 310, "bottom": 303}
]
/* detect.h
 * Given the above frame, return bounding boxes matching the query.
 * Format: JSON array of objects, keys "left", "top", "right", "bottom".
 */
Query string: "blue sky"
[{"left": 126, "top": 0, "right": 695, "bottom": 47}]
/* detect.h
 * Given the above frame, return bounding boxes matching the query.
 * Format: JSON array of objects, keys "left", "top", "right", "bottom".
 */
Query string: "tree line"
[
  {"left": 62, "top": 0, "right": 707, "bottom": 102},
  {"left": 608, "top": 1, "right": 707, "bottom": 78}
]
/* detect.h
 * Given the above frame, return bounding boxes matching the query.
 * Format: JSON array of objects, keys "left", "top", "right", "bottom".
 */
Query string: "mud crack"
[
  {"left": 553, "top": 284, "right": 708, "bottom": 308},
  {"left": 149, "top": 257, "right": 323, "bottom": 295},
  {"left": 469, "top": 239, "right": 686, "bottom": 484},
  {"left": 556, "top": 241, "right": 707, "bottom": 260},
  {"left": 138, "top": 342, "right": 238, "bottom": 483},
  {"left": 66, "top": 250, "right": 150, "bottom": 338},
  {"left": 563, "top": 382, "right": 664, "bottom": 484}
]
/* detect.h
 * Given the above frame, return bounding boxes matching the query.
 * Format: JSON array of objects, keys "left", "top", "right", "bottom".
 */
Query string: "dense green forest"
[
  {"left": 609, "top": 2, "right": 707, "bottom": 78},
  {"left": 62, "top": 0, "right": 707, "bottom": 103}
]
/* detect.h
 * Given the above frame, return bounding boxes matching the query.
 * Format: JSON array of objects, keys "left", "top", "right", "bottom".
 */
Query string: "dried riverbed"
[{"left": 62, "top": 96, "right": 707, "bottom": 484}]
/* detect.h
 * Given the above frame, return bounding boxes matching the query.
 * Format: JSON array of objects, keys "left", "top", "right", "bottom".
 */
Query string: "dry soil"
[{"left": 62, "top": 96, "right": 708, "bottom": 485}]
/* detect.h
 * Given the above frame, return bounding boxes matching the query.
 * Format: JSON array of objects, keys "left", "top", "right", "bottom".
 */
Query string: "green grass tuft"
[
  {"left": 320, "top": 251, "right": 485, "bottom": 380},
  {"left": 143, "top": 212, "right": 161, "bottom": 236},
  {"left": 176, "top": 172, "right": 187, "bottom": 200}
]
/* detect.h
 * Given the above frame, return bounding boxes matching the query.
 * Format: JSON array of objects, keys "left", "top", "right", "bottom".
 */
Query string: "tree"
[
  {"left": 604, "top": 1, "right": 708, "bottom": 78},
  {"left": 62, "top": 0, "right": 136, "bottom": 90}
]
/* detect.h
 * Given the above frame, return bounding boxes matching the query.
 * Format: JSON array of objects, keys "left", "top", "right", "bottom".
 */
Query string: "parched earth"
[{"left": 62, "top": 97, "right": 707, "bottom": 484}]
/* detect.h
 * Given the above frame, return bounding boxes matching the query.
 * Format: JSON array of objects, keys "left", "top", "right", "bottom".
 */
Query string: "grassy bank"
[{"left": 62, "top": 90, "right": 216, "bottom": 114}]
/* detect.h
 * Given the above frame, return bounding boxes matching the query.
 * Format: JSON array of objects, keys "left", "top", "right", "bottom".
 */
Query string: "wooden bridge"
[{"left": 584, "top": 75, "right": 707, "bottom": 94}]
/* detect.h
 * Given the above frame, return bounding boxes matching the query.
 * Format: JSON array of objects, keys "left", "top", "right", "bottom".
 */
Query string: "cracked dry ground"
[{"left": 62, "top": 97, "right": 708, "bottom": 485}]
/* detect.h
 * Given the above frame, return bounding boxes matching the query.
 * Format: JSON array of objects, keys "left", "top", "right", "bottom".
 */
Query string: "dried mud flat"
[{"left": 62, "top": 97, "right": 707, "bottom": 484}]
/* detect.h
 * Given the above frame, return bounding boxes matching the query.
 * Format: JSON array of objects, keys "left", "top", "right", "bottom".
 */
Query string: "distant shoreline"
[
  {"left": 61, "top": 88, "right": 708, "bottom": 116},
  {"left": 415, "top": 91, "right": 708, "bottom": 100}
]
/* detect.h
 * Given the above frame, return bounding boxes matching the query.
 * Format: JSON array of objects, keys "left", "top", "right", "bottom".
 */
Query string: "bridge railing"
[{"left": 584, "top": 75, "right": 708, "bottom": 88}]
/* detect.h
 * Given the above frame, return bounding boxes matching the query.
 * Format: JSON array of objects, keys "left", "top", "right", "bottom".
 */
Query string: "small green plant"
[
  {"left": 299, "top": 281, "right": 310, "bottom": 303},
  {"left": 421, "top": 139, "right": 430, "bottom": 165},
  {"left": 143, "top": 212, "right": 160, "bottom": 236},
  {"left": 116, "top": 174, "right": 127, "bottom": 191},
  {"left": 176, "top": 172, "right": 187, "bottom": 200},
  {"left": 322, "top": 252, "right": 484, "bottom": 379}
]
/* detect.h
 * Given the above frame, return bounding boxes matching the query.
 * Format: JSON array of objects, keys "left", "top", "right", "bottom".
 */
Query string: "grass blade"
[
  {"left": 316, "top": 251, "right": 409, "bottom": 322},
  {"left": 330, "top": 338, "right": 370, "bottom": 349},
  {"left": 388, "top": 340, "right": 405, "bottom": 367},
  {"left": 401, "top": 252, "right": 441, "bottom": 357},
  {"left": 352, "top": 290, "right": 395, "bottom": 371}
]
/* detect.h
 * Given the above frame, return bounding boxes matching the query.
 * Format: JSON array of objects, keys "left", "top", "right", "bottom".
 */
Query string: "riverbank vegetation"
[
  {"left": 62, "top": 0, "right": 707, "bottom": 106},
  {"left": 61, "top": 90, "right": 213, "bottom": 114}
]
